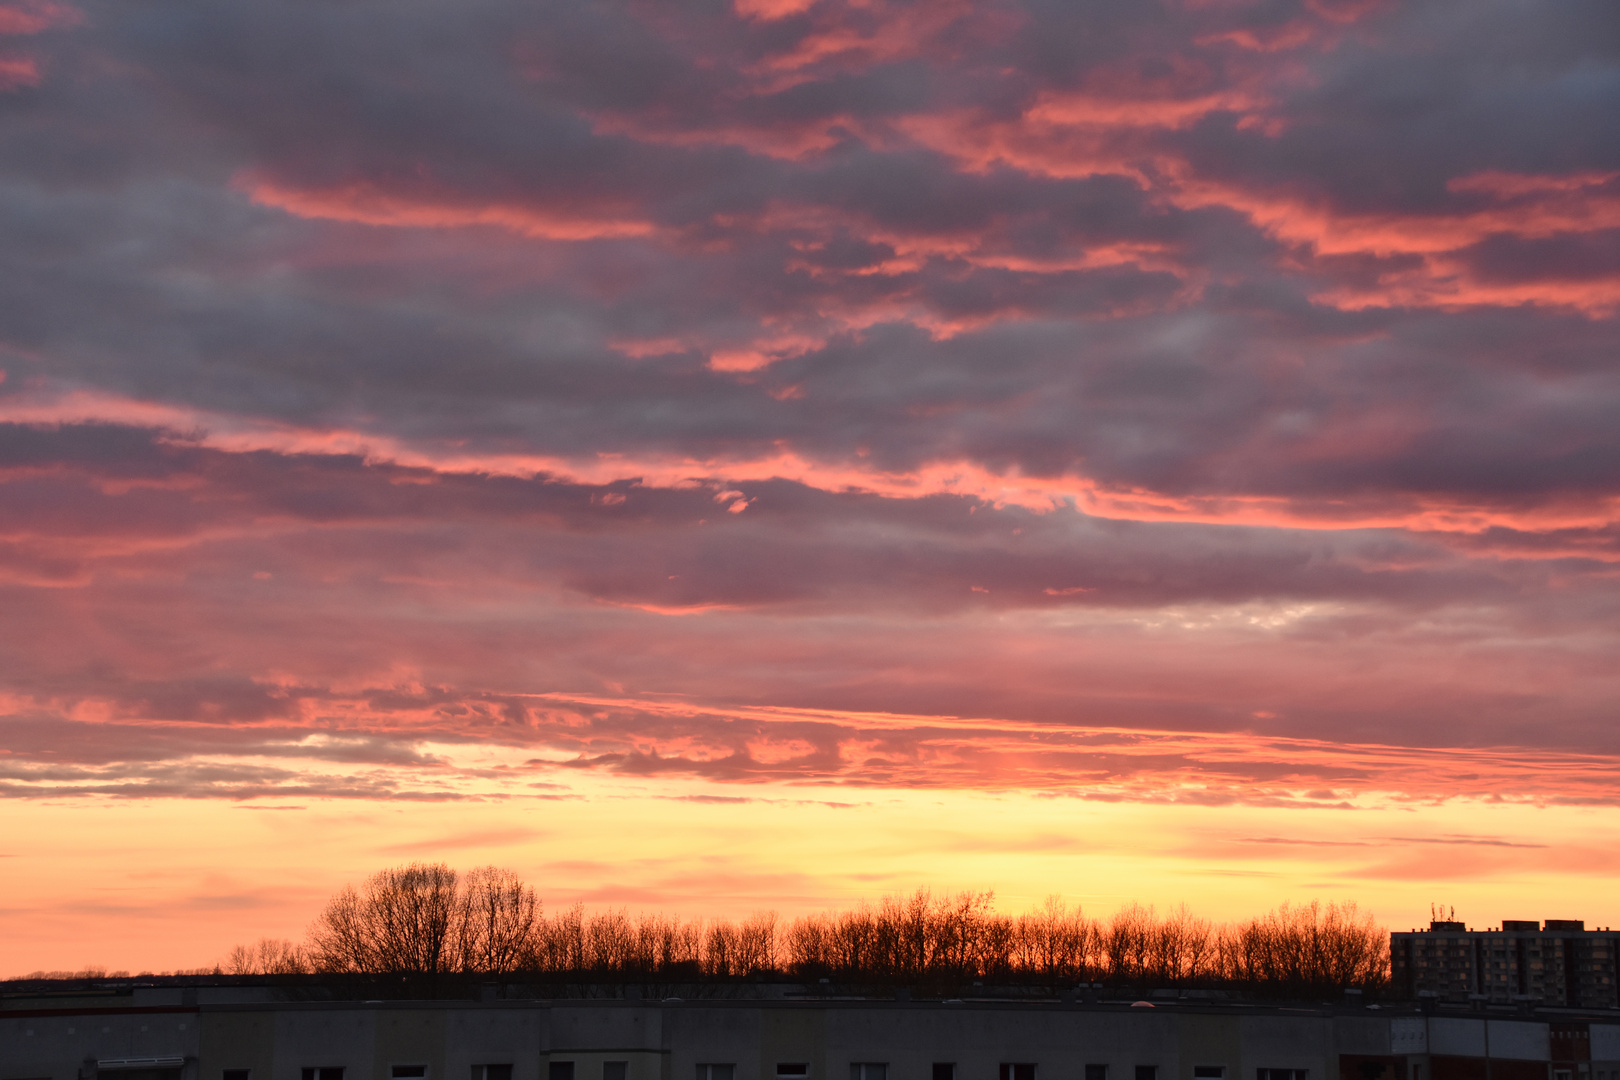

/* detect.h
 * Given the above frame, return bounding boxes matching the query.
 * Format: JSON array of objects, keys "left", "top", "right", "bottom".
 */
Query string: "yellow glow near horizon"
[{"left": 5, "top": 775, "right": 1619, "bottom": 976}]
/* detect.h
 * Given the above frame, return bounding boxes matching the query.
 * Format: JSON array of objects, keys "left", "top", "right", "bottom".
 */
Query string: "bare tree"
[
  {"left": 309, "top": 863, "right": 460, "bottom": 982},
  {"left": 1152, "top": 903, "right": 1213, "bottom": 983},
  {"left": 586, "top": 909, "right": 636, "bottom": 972},
  {"left": 786, "top": 911, "right": 832, "bottom": 972},
  {"left": 737, "top": 911, "right": 779, "bottom": 973},
  {"left": 1103, "top": 903, "right": 1153, "bottom": 981},
  {"left": 224, "top": 938, "right": 307, "bottom": 975},
  {"left": 456, "top": 866, "right": 540, "bottom": 976},
  {"left": 1015, "top": 895, "right": 1091, "bottom": 984},
  {"left": 289, "top": 864, "right": 1391, "bottom": 995},
  {"left": 538, "top": 902, "right": 586, "bottom": 972}
]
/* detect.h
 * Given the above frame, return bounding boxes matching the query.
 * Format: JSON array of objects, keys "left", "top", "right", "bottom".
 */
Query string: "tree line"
[{"left": 224, "top": 863, "right": 1388, "bottom": 998}]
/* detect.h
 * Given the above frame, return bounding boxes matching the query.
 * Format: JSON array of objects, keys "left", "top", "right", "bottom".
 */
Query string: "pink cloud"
[
  {"left": 1, "top": 0, "right": 1619, "bottom": 950},
  {"left": 0, "top": 1, "right": 80, "bottom": 36},
  {"left": 0, "top": 52, "right": 37, "bottom": 88}
]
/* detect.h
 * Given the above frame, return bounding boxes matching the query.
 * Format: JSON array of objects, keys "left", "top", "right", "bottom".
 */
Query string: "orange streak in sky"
[
  {"left": 2, "top": 386, "right": 1617, "bottom": 539},
  {"left": 240, "top": 175, "right": 658, "bottom": 241},
  {"left": 12, "top": 682, "right": 1620, "bottom": 805}
]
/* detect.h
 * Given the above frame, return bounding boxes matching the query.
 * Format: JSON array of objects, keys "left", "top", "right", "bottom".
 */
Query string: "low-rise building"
[{"left": 3, "top": 989, "right": 1620, "bottom": 1080}]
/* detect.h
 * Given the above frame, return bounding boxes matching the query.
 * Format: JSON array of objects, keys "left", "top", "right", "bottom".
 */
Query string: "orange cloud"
[
  {"left": 734, "top": 0, "right": 816, "bottom": 19},
  {"left": 1176, "top": 170, "right": 1620, "bottom": 258},
  {"left": 745, "top": 0, "right": 988, "bottom": 80},
  {"left": 239, "top": 174, "right": 658, "bottom": 241},
  {"left": 4, "top": 384, "right": 1616, "bottom": 539}
]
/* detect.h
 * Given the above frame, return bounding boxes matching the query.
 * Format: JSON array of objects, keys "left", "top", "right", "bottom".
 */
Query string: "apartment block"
[{"left": 1390, "top": 921, "right": 1620, "bottom": 1008}]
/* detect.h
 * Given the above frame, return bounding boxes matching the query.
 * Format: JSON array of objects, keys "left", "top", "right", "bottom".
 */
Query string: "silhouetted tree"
[
  {"left": 308, "top": 862, "right": 460, "bottom": 992},
  {"left": 225, "top": 938, "right": 307, "bottom": 975},
  {"left": 456, "top": 866, "right": 540, "bottom": 976},
  {"left": 224, "top": 863, "right": 1390, "bottom": 998}
]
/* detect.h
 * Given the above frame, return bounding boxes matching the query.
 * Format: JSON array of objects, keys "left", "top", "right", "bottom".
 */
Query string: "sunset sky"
[{"left": 3, "top": 0, "right": 1620, "bottom": 976}]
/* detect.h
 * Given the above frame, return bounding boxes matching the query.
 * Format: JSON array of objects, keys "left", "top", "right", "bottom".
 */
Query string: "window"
[
  {"left": 394, "top": 1069, "right": 427, "bottom": 1079},
  {"left": 474, "top": 1068, "right": 514, "bottom": 1080},
  {"left": 1086, "top": 1067, "right": 1108, "bottom": 1080},
  {"left": 224, "top": 1071, "right": 251, "bottom": 1080},
  {"left": 303, "top": 1070, "right": 345, "bottom": 1080},
  {"left": 698, "top": 1066, "right": 736, "bottom": 1080},
  {"left": 605, "top": 1065, "right": 628, "bottom": 1080},
  {"left": 1136, "top": 1069, "right": 1157, "bottom": 1080},
  {"left": 778, "top": 1067, "right": 810, "bottom": 1079},
  {"left": 1194, "top": 1070, "right": 1225, "bottom": 1079},
  {"left": 1257, "top": 1071, "right": 1307, "bottom": 1080},
  {"left": 851, "top": 1066, "right": 887, "bottom": 1080},
  {"left": 934, "top": 1066, "right": 956, "bottom": 1080},
  {"left": 1000, "top": 1065, "right": 1036, "bottom": 1080},
  {"left": 552, "top": 1064, "right": 576, "bottom": 1080}
]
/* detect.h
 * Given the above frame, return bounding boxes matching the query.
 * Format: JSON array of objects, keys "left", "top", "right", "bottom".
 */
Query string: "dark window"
[
  {"left": 1136, "top": 1068, "right": 1157, "bottom": 1080},
  {"left": 778, "top": 1067, "right": 810, "bottom": 1079},
  {"left": 303, "top": 1069, "right": 345, "bottom": 1080},
  {"left": 1195, "top": 1071, "right": 1226, "bottom": 1080},
  {"left": 851, "top": 1066, "right": 887, "bottom": 1080},
  {"left": 394, "top": 1069, "right": 427, "bottom": 1079},
  {"left": 224, "top": 1071, "right": 251, "bottom": 1080},
  {"left": 934, "top": 1066, "right": 956, "bottom": 1080},
  {"left": 605, "top": 1064, "right": 628, "bottom": 1080},
  {"left": 474, "top": 1068, "right": 514, "bottom": 1080},
  {"left": 1086, "top": 1068, "right": 1107, "bottom": 1080},
  {"left": 698, "top": 1066, "right": 736, "bottom": 1080},
  {"left": 551, "top": 1064, "right": 575, "bottom": 1080},
  {"left": 1000, "top": 1065, "right": 1036, "bottom": 1080},
  {"left": 1258, "top": 1072, "right": 1307, "bottom": 1080}
]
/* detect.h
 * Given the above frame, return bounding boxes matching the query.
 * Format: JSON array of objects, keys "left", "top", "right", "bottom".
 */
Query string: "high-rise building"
[{"left": 1391, "top": 920, "right": 1620, "bottom": 1007}]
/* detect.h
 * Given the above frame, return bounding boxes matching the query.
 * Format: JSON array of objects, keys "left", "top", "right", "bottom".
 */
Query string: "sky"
[{"left": 1, "top": 0, "right": 1619, "bottom": 976}]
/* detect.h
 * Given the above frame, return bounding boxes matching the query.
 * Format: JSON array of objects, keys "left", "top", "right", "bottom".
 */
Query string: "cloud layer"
[{"left": 1, "top": 0, "right": 1618, "bottom": 818}]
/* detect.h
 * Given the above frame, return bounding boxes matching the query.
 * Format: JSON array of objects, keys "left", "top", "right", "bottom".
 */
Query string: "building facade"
[
  {"left": 4, "top": 990, "right": 1620, "bottom": 1080},
  {"left": 1391, "top": 921, "right": 1620, "bottom": 1008}
]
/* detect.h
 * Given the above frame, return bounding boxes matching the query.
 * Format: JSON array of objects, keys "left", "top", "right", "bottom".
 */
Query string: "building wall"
[
  {"left": 444, "top": 1009, "right": 547, "bottom": 1080},
  {"left": 1391, "top": 926, "right": 1620, "bottom": 1008},
  {"left": 0, "top": 1006, "right": 200, "bottom": 1080},
  {"left": 9, "top": 996, "right": 1620, "bottom": 1080}
]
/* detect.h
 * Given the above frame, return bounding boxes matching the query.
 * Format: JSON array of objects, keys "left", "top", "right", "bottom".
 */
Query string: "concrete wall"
[
  {"left": 443, "top": 1009, "right": 547, "bottom": 1080},
  {"left": 271, "top": 1008, "right": 379, "bottom": 1080},
  {"left": 1589, "top": 1027, "right": 1620, "bottom": 1063},
  {"left": 199, "top": 1008, "right": 275, "bottom": 1080},
  {"left": 1430, "top": 1021, "right": 1486, "bottom": 1059},
  {"left": 1487, "top": 1023, "right": 1549, "bottom": 1062},
  {"left": 1390, "top": 1021, "right": 1427, "bottom": 1056},
  {"left": 0, "top": 1008, "right": 199, "bottom": 1080},
  {"left": 663, "top": 1005, "right": 761, "bottom": 1080},
  {"left": 7, "top": 997, "right": 1617, "bottom": 1080}
]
